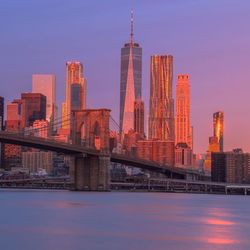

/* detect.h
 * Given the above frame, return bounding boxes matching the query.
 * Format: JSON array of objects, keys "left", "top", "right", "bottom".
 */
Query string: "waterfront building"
[
  {"left": 32, "top": 74, "right": 57, "bottom": 125},
  {"left": 120, "top": 11, "right": 142, "bottom": 136},
  {"left": 64, "top": 61, "right": 86, "bottom": 129},
  {"left": 21, "top": 93, "right": 46, "bottom": 127},
  {"left": 5, "top": 100, "right": 23, "bottom": 169},
  {"left": 213, "top": 111, "right": 224, "bottom": 152},
  {"left": 0, "top": 96, "right": 3, "bottom": 130},
  {"left": 212, "top": 149, "right": 250, "bottom": 184},
  {"left": 134, "top": 99, "right": 144, "bottom": 137},
  {"left": 175, "top": 142, "right": 193, "bottom": 168},
  {"left": 0, "top": 96, "right": 4, "bottom": 167},
  {"left": 136, "top": 140, "right": 175, "bottom": 166},
  {"left": 204, "top": 112, "right": 224, "bottom": 173},
  {"left": 22, "top": 151, "right": 54, "bottom": 174},
  {"left": 148, "top": 55, "right": 174, "bottom": 141},
  {"left": 175, "top": 74, "right": 192, "bottom": 149}
]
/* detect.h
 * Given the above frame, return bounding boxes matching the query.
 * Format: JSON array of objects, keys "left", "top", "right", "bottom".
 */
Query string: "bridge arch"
[{"left": 71, "top": 109, "right": 111, "bottom": 152}]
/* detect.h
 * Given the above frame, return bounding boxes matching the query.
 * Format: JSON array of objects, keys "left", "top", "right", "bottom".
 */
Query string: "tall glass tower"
[
  {"left": 119, "top": 11, "right": 142, "bottom": 136},
  {"left": 148, "top": 55, "right": 175, "bottom": 141},
  {"left": 213, "top": 111, "right": 224, "bottom": 152}
]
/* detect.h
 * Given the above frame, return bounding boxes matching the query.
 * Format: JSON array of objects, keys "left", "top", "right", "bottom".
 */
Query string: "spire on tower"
[{"left": 130, "top": 10, "right": 134, "bottom": 45}]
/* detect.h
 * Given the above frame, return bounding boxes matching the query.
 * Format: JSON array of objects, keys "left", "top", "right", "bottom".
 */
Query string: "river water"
[{"left": 0, "top": 190, "right": 250, "bottom": 250}]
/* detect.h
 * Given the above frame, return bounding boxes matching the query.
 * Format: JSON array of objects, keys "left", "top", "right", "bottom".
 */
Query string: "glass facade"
[
  {"left": 148, "top": 55, "right": 175, "bottom": 141},
  {"left": 71, "top": 84, "right": 81, "bottom": 110},
  {"left": 120, "top": 43, "right": 142, "bottom": 135}
]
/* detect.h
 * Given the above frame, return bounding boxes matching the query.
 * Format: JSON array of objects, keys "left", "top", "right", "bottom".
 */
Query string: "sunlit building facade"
[
  {"left": 0, "top": 96, "right": 4, "bottom": 167},
  {"left": 21, "top": 93, "right": 46, "bottom": 127},
  {"left": 5, "top": 99, "right": 23, "bottom": 169},
  {"left": 213, "top": 111, "right": 224, "bottom": 152},
  {"left": 134, "top": 99, "right": 144, "bottom": 137},
  {"left": 136, "top": 140, "right": 175, "bottom": 166},
  {"left": 120, "top": 12, "right": 142, "bottom": 136},
  {"left": 212, "top": 149, "right": 250, "bottom": 184},
  {"left": 32, "top": 74, "right": 57, "bottom": 124},
  {"left": 175, "top": 74, "right": 192, "bottom": 149},
  {"left": 64, "top": 61, "right": 86, "bottom": 129},
  {"left": 148, "top": 55, "right": 174, "bottom": 141}
]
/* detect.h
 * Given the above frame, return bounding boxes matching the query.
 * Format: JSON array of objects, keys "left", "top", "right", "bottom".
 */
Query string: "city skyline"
[{"left": 1, "top": 0, "right": 250, "bottom": 153}]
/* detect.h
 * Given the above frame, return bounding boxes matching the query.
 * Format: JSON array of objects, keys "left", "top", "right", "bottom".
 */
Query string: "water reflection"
[{"left": 200, "top": 207, "right": 239, "bottom": 247}]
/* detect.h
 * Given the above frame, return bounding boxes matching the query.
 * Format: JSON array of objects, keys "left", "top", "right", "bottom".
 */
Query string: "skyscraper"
[
  {"left": 175, "top": 74, "right": 192, "bottom": 149},
  {"left": 65, "top": 61, "right": 86, "bottom": 121},
  {"left": 0, "top": 96, "right": 4, "bottom": 168},
  {"left": 213, "top": 111, "right": 224, "bottom": 152},
  {"left": 0, "top": 96, "right": 3, "bottom": 130},
  {"left": 32, "top": 74, "right": 57, "bottom": 123},
  {"left": 5, "top": 99, "right": 23, "bottom": 169},
  {"left": 148, "top": 55, "right": 174, "bottom": 141},
  {"left": 120, "top": 11, "right": 142, "bottom": 136},
  {"left": 21, "top": 93, "right": 46, "bottom": 127},
  {"left": 134, "top": 99, "right": 144, "bottom": 137}
]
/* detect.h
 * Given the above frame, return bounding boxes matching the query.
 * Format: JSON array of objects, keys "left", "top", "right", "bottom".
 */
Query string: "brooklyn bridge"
[{"left": 0, "top": 108, "right": 203, "bottom": 191}]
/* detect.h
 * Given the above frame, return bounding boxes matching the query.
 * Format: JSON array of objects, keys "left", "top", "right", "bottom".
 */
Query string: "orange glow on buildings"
[
  {"left": 64, "top": 61, "right": 86, "bottom": 129},
  {"left": 148, "top": 55, "right": 174, "bottom": 141},
  {"left": 213, "top": 111, "right": 224, "bottom": 152},
  {"left": 175, "top": 74, "right": 192, "bottom": 149}
]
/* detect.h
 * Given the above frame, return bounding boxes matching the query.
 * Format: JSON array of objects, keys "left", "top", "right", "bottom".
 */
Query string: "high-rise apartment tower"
[
  {"left": 148, "top": 55, "right": 174, "bottom": 141},
  {"left": 175, "top": 74, "right": 192, "bottom": 149},
  {"left": 213, "top": 111, "right": 224, "bottom": 152}
]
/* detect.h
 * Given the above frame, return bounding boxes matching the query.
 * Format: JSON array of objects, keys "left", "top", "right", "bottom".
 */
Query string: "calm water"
[{"left": 0, "top": 190, "right": 250, "bottom": 250}]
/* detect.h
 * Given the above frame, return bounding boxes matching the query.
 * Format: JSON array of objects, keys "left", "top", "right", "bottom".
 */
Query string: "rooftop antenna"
[{"left": 130, "top": 10, "right": 134, "bottom": 45}]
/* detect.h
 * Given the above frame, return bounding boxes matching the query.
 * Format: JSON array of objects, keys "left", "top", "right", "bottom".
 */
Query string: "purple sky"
[{"left": 1, "top": 0, "right": 250, "bottom": 153}]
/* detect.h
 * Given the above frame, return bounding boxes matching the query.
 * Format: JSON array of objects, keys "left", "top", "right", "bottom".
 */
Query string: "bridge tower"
[{"left": 70, "top": 109, "right": 111, "bottom": 191}]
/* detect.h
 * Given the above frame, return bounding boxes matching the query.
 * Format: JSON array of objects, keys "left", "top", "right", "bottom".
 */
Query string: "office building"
[
  {"left": 5, "top": 99, "right": 23, "bottom": 169},
  {"left": 148, "top": 55, "right": 174, "bottom": 141},
  {"left": 21, "top": 93, "right": 46, "bottom": 127},
  {"left": 175, "top": 74, "right": 192, "bottom": 149},
  {"left": 136, "top": 140, "right": 175, "bottom": 166},
  {"left": 212, "top": 149, "right": 250, "bottom": 184},
  {"left": 0, "top": 97, "right": 4, "bottom": 167},
  {"left": 64, "top": 61, "right": 86, "bottom": 129},
  {"left": 175, "top": 143, "right": 193, "bottom": 168},
  {"left": 213, "top": 111, "right": 224, "bottom": 152},
  {"left": 120, "top": 11, "right": 142, "bottom": 136},
  {"left": 32, "top": 74, "right": 57, "bottom": 124},
  {"left": 134, "top": 99, "right": 144, "bottom": 137}
]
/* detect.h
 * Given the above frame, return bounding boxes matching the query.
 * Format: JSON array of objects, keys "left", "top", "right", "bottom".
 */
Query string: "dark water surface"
[{"left": 0, "top": 190, "right": 250, "bottom": 250}]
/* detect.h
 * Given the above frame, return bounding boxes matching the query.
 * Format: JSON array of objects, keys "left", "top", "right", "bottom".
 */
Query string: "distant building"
[
  {"left": 4, "top": 99, "right": 23, "bottom": 169},
  {"left": 32, "top": 120, "right": 49, "bottom": 138},
  {"left": 61, "top": 102, "right": 68, "bottom": 129},
  {"left": 0, "top": 96, "right": 3, "bottom": 130},
  {"left": 175, "top": 143, "right": 193, "bottom": 168},
  {"left": 137, "top": 140, "right": 175, "bottom": 166},
  {"left": 32, "top": 74, "right": 57, "bottom": 125},
  {"left": 204, "top": 112, "right": 224, "bottom": 173},
  {"left": 212, "top": 149, "right": 250, "bottom": 184},
  {"left": 175, "top": 74, "right": 192, "bottom": 149},
  {"left": 148, "top": 55, "right": 174, "bottom": 141},
  {"left": 0, "top": 96, "right": 4, "bottom": 168},
  {"left": 134, "top": 99, "right": 144, "bottom": 137},
  {"left": 64, "top": 61, "right": 86, "bottom": 129},
  {"left": 120, "top": 11, "right": 142, "bottom": 136},
  {"left": 21, "top": 93, "right": 46, "bottom": 127},
  {"left": 22, "top": 151, "right": 54, "bottom": 174},
  {"left": 213, "top": 111, "right": 224, "bottom": 152},
  {"left": 123, "top": 129, "right": 143, "bottom": 156}
]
